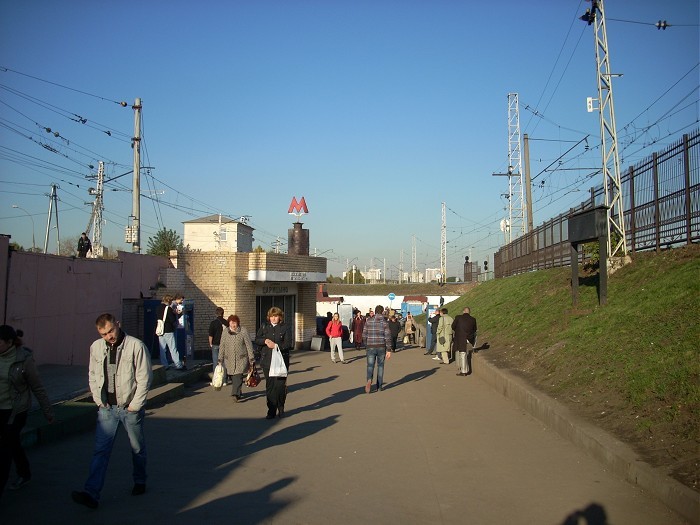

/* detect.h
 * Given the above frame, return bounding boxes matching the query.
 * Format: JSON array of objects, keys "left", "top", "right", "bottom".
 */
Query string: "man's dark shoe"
[
  {"left": 72, "top": 490, "right": 98, "bottom": 509},
  {"left": 132, "top": 483, "right": 146, "bottom": 496}
]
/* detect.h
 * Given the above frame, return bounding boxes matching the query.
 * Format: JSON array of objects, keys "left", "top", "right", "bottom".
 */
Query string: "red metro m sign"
[{"left": 288, "top": 196, "right": 309, "bottom": 219}]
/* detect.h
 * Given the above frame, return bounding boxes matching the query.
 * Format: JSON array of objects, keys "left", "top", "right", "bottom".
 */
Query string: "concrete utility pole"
[
  {"left": 399, "top": 249, "right": 404, "bottom": 284},
  {"left": 523, "top": 134, "right": 534, "bottom": 234},
  {"left": 581, "top": 0, "right": 627, "bottom": 257},
  {"left": 130, "top": 98, "right": 142, "bottom": 253},
  {"left": 43, "top": 183, "right": 60, "bottom": 254}
]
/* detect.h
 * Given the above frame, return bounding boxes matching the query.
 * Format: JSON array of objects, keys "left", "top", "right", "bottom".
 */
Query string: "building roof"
[
  {"left": 182, "top": 214, "right": 253, "bottom": 229},
  {"left": 402, "top": 295, "right": 428, "bottom": 303}
]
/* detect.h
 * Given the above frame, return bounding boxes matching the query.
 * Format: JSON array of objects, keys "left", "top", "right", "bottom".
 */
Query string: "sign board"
[{"left": 388, "top": 293, "right": 396, "bottom": 301}]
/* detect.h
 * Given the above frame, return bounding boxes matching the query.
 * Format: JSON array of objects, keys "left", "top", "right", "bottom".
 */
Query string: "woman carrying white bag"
[{"left": 254, "top": 307, "right": 294, "bottom": 419}]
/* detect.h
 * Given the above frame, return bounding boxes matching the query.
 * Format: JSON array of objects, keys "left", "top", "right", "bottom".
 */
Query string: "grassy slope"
[{"left": 432, "top": 245, "right": 699, "bottom": 453}]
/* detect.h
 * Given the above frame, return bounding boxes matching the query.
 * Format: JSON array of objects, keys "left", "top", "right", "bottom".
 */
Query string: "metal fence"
[{"left": 494, "top": 129, "right": 700, "bottom": 278}]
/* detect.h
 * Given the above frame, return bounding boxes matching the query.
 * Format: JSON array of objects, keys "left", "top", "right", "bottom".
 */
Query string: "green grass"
[{"left": 433, "top": 245, "right": 700, "bottom": 442}]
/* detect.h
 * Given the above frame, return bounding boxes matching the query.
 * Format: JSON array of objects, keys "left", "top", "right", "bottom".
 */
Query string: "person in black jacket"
[
  {"left": 77, "top": 233, "right": 92, "bottom": 258},
  {"left": 425, "top": 310, "right": 440, "bottom": 355},
  {"left": 254, "top": 307, "right": 294, "bottom": 419},
  {"left": 387, "top": 315, "right": 401, "bottom": 352},
  {"left": 451, "top": 307, "right": 477, "bottom": 376},
  {"left": 156, "top": 295, "right": 185, "bottom": 371}
]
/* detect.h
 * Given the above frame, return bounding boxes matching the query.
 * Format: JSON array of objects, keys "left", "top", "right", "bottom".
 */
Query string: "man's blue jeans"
[
  {"left": 211, "top": 344, "right": 220, "bottom": 368},
  {"left": 366, "top": 347, "right": 386, "bottom": 387},
  {"left": 84, "top": 406, "right": 147, "bottom": 500},
  {"left": 158, "top": 332, "right": 182, "bottom": 368}
]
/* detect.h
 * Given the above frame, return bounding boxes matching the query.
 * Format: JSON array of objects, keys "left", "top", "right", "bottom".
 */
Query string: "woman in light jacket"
[
  {"left": 218, "top": 315, "right": 255, "bottom": 402},
  {"left": 435, "top": 309, "right": 454, "bottom": 364},
  {"left": 404, "top": 313, "right": 417, "bottom": 345},
  {"left": 0, "top": 325, "right": 54, "bottom": 494}
]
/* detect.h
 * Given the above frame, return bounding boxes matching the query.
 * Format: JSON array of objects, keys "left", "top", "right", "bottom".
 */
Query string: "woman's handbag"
[
  {"left": 438, "top": 336, "right": 446, "bottom": 345},
  {"left": 269, "top": 344, "right": 288, "bottom": 378},
  {"left": 245, "top": 364, "right": 261, "bottom": 388},
  {"left": 211, "top": 363, "right": 225, "bottom": 391}
]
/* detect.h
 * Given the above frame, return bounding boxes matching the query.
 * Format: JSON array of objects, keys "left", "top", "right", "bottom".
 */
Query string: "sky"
[{"left": 0, "top": 0, "right": 698, "bottom": 279}]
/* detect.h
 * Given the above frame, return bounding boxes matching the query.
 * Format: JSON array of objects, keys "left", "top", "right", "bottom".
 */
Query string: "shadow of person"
[{"left": 560, "top": 502, "right": 608, "bottom": 525}]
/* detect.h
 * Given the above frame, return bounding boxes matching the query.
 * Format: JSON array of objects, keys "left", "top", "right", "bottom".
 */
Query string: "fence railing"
[{"left": 494, "top": 129, "right": 700, "bottom": 278}]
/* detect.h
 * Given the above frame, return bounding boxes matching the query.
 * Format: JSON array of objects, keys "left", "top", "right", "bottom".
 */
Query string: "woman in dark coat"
[
  {"left": 350, "top": 311, "right": 365, "bottom": 349},
  {"left": 254, "top": 307, "right": 294, "bottom": 419}
]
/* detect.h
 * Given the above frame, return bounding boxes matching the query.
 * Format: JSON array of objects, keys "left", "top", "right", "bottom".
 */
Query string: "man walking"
[
  {"left": 362, "top": 305, "right": 392, "bottom": 393},
  {"left": 424, "top": 309, "right": 440, "bottom": 355},
  {"left": 72, "top": 313, "right": 152, "bottom": 509},
  {"left": 208, "top": 306, "right": 226, "bottom": 372},
  {"left": 77, "top": 232, "right": 92, "bottom": 258},
  {"left": 451, "top": 307, "right": 477, "bottom": 376}
]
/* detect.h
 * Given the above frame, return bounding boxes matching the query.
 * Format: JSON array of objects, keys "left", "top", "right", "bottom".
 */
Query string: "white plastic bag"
[
  {"left": 212, "top": 363, "right": 225, "bottom": 390},
  {"left": 155, "top": 320, "right": 164, "bottom": 336},
  {"left": 269, "top": 345, "right": 288, "bottom": 378}
]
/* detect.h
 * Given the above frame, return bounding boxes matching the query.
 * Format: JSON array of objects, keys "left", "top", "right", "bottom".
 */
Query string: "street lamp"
[{"left": 12, "top": 205, "right": 36, "bottom": 251}]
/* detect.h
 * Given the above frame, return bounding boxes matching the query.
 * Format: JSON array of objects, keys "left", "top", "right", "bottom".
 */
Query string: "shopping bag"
[
  {"left": 211, "top": 363, "right": 225, "bottom": 390},
  {"left": 245, "top": 364, "right": 261, "bottom": 387},
  {"left": 269, "top": 345, "right": 288, "bottom": 378},
  {"left": 349, "top": 332, "right": 354, "bottom": 344},
  {"left": 155, "top": 320, "right": 164, "bottom": 336}
]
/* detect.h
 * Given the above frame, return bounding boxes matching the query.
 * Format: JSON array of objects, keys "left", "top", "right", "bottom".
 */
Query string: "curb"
[
  {"left": 475, "top": 353, "right": 699, "bottom": 524},
  {"left": 21, "top": 363, "right": 212, "bottom": 450}
]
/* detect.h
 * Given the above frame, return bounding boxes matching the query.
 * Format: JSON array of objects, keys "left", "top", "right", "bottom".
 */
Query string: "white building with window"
[{"left": 183, "top": 214, "right": 254, "bottom": 252}]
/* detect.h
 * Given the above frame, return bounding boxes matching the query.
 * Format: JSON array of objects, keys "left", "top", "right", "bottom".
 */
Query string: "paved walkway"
[{"left": 1, "top": 347, "right": 692, "bottom": 524}]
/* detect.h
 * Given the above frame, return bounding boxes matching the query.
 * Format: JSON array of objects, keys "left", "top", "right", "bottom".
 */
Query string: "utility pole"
[
  {"left": 581, "top": 0, "right": 627, "bottom": 257},
  {"left": 43, "top": 184, "right": 60, "bottom": 254},
  {"left": 440, "top": 202, "right": 447, "bottom": 282},
  {"left": 523, "top": 134, "right": 534, "bottom": 234},
  {"left": 399, "top": 249, "right": 404, "bottom": 284},
  {"left": 129, "top": 98, "right": 142, "bottom": 253}
]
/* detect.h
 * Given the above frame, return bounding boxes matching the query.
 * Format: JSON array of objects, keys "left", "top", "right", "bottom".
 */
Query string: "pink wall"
[{"left": 1, "top": 246, "right": 169, "bottom": 366}]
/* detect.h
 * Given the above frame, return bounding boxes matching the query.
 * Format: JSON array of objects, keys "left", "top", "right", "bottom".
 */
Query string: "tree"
[
  {"left": 146, "top": 228, "right": 184, "bottom": 257},
  {"left": 253, "top": 245, "right": 266, "bottom": 253},
  {"left": 59, "top": 238, "right": 77, "bottom": 256}
]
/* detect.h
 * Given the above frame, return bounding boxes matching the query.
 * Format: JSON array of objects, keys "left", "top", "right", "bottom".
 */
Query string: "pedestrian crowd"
[{"left": 0, "top": 295, "right": 477, "bottom": 510}]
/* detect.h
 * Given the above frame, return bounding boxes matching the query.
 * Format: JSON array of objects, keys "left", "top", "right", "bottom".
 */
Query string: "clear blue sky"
[{"left": 1, "top": 1, "right": 697, "bottom": 279}]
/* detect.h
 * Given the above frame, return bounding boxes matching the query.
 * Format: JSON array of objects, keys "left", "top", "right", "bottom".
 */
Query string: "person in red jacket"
[{"left": 325, "top": 313, "right": 346, "bottom": 364}]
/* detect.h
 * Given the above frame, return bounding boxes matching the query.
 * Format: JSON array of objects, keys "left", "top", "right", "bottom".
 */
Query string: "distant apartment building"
[{"left": 425, "top": 267, "right": 442, "bottom": 283}]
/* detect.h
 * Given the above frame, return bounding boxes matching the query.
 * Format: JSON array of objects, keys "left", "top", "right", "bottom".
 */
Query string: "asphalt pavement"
[{"left": 1, "top": 346, "right": 694, "bottom": 524}]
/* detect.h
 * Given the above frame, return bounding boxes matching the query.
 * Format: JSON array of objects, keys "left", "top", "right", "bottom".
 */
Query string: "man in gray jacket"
[{"left": 72, "top": 313, "right": 152, "bottom": 509}]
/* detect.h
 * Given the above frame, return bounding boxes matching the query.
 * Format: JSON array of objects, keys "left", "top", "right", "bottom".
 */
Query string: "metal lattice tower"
[
  {"left": 85, "top": 161, "right": 105, "bottom": 257},
  {"left": 507, "top": 93, "right": 526, "bottom": 239},
  {"left": 440, "top": 202, "right": 447, "bottom": 281},
  {"left": 411, "top": 234, "right": 417, "bottom": 283},
  {"left": 583, "top": 0, "right": 627, "bottom": 257}
]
